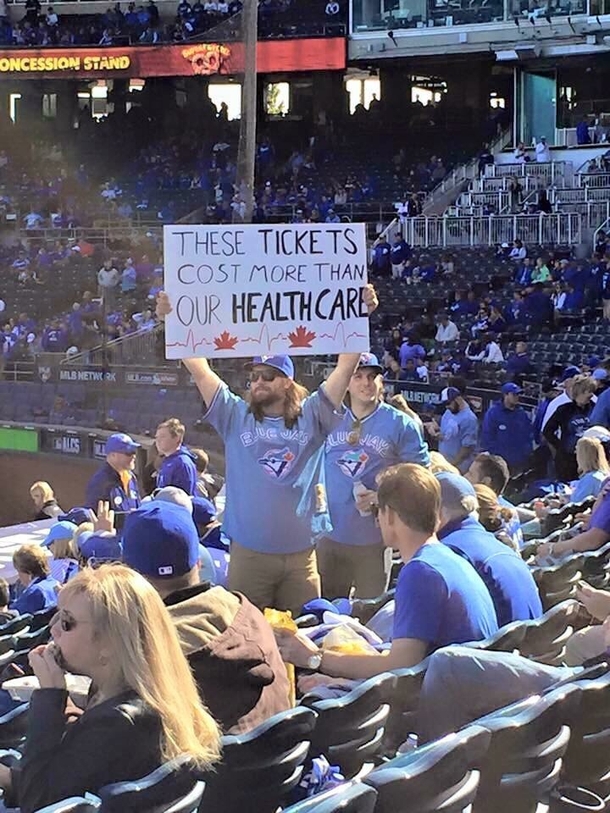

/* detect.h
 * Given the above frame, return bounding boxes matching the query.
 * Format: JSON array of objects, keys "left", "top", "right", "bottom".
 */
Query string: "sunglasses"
[
  {"left": 51, "top": 611, "right": 93, "bottom": 632},
  {"left": 249, "top": 370, "right": 279, "bottom": 383},
  {"left": 347, "top": 418, "right": 362, "bottom": 446}
]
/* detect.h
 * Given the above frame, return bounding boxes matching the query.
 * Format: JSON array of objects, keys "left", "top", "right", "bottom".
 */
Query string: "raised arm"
[
  {"left": 156, "top": 292, "right": 222, "bottom": 406},
  {"left": 323, "top": 284, "right": 378, "bottom": 409}
]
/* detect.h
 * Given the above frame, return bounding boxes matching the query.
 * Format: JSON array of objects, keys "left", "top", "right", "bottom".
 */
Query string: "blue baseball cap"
[
  {"left": 42, "top": 520, "right": 77, "bottom": 548},
  {"left": 78, "top": 531, "right": 123, "bottom": 561},
  {"left": 58, "top": 507, "right": 95, "bottom": 526},
  {"left": 357, "top": 353, "right": 383, "bottom": 374},
  {"left": 593, "top": 368, "right": 608, "bottom": 381},
  {"left": 501, "top": 382, "right": 523, "bottom": 395},
  {"left": 559, "top": 365, "right": 580, "bottom": 384},
  {"left": 245, "top": 355, "right": 294, "bottom": 379},
  {"left": 436, "top": 471, "right": 477, "bottom": 512},
  {"left": 105, "top": 433, "right": 140, "bottom": 455},
  {"left": 588, "top": 356, "right": 601, "bottom": 369},
  {"left": 122, "top": 502, "right": 200, "bottom": 579},
  {"left": 192, "top": 496, "right": 216, "bottom": 527},
  {"left": 441, "top": 386, "right": 461, "bottom": 404}
]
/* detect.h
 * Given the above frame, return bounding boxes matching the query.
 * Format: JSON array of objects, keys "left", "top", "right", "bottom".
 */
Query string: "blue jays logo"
[
  {"left": 258, "top": 447, "right": 295, "bottom": 479},
  {"left": 337, "top": 450, "right": 369, "bottom": 479}
]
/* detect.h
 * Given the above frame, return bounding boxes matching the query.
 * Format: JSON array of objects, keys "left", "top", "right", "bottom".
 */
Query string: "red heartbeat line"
[{"left": 167, "top": 321, "right": 367, "bottom": 354}]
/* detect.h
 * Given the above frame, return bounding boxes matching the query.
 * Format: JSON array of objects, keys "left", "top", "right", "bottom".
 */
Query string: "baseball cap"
[
  {"left": 245, "top": 355, "right": 294, "bottom": 379},
  {"left": 122, "top": 502, "right": 200, "bottom": 579},
  {"left": 357, "top": 352, "right": 383, "bottom": 374},
  {"left": 58, "top": 507, "right": 95, "bottom": 526},
  {"left": 105, "top": 433, "right": 140, "bottom": 455},
  {"left": 501, "top": 382, "right": 523, "bottom": 395},
  {"left": 436, "top": 472, "right": 477, "bottom": 513},
  {"left": 192, "top": 496, "right": 216, "bottom": 527},
  {"left": 583, "top": 425, "right": 610, "bottom": 443},
  {"left": 42, "top": 520, "right": 77, "bottom": 548},
  {"left": 153, "top": 486, "right": 193, "bottom": 514},
  {"left": 559, "top": 365, "right": 580, "bottom": 384},
  {"left": 593, "top": 368, "right": 608, "bottom": 381},
  {"left": 78, "top": 531, "right": 122, "bottom": 561},
  {"left": 588, "top": 356, "right": 601, "bottom": 368},
  {"left": 441, "top": 386, "right": 461, "bottom": 405}
]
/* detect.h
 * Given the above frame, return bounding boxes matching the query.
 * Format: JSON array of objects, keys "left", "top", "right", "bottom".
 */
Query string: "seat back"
[
  {"left": 365, "top": 725, "right": 491, "bottom": 813},
  {"left": 281, "top": 782, "right": 378, "bottom": 813},
  {"left": 0, "top": 702, "right": 29, "bottom": 748},
  {"left": 383, "top": 661, "right": 429, "bottom": 753},
  {"left": 30, "top": 606, "right": 58, "bottom": 631},
  {"left": 519, "top": 600, "right": 579, "bottom": 664},
  {"left": 306, "top": 672, "right": 395, "bottom": 777},
  {"left": 28, "top": 796, "right": 101, "bottom": 813},
  {"left": 561, "top": 671, "right": 610, "bottom": 791},
  {"left": 0, "top": 614, "right": 32, "bottom": 637},
  {"left": 97, "top": 754, "right": 202, "bottom": 813},
  {"left": 473, "top": 684, "right": 581, "bottom": 813},
  {"left": 201, "top": 706, "right": 317, "bottom": 813},
  {"left": 14, "top": 625, "right": 51, "bottom": 654}
]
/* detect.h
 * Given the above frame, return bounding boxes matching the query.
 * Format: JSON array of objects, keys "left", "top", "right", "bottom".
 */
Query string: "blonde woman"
[
  {"left": 0, "top": 565, "right": 221, "bottom": 813},
  {"left": 429, "top": 451, "right": 459, "bottom": 475},
  {"left": 30, "top": 481, "right": 63, "bottom": 521},
  {"left": 474, "top": 484, "right": 519, "bottom": 553},
  {"left": 570, "top": 436, "right": 610, "bottom": 502}
]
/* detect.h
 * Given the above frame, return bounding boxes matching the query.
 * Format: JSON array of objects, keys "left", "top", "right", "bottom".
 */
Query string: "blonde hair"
[
  {"left": 13, "top": 544, "right": 50, "bottom": 578},
  {"left": 50, "top": 536, "right": 79, "bottom": 560},
  {"left": 30, "top": 481, "right": 55, "bottom": 503},
  {"left": 429, "top": 451, "right": 459, "bottom": 475},
  {"left": 576, "top": 436, "right": 610, "bottom": 476},
  {"left": 388, "top": 394, "right": 422, "bottom": 424},
  {"left": 474, "top": 484, "right": 512, "bottom": 532},
  {"left": 571, "top": 375, "right": 597, "bottom": 400},
  {"left": 60, "top": 566, "right": 221, "bottom": 769},
  {"left": 157, "top": 418, "right": 186, "bottom": 440},
  {"left": 247, "top": 379, "right": 309, "bottom": 430}
]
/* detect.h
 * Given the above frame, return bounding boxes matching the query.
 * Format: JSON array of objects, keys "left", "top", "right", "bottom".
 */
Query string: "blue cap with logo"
[
  {"left": 105, "top": 433, "right": 141, "bottom": 455},
  {"left": 245, "top": 355, "right": 294, "bottom": 379},
  {"left": 42, "top": 520, "right": 77, "bottom": 548},
  {"left": 501, "top": 382, "right": 523, "bottom": 395},
  {"left": 441, "top": 386, "right": 461, "bottom": 404},
  {"left": 78, "top": 531, "right": 123, "bottom": 561},
  {"left": 357, "top": 352, "right": 383, "bottom": 374},
  {"left": 122, "top": 501, "right": 200, "bottom": 578},
  {"left": 58, "top": 507, "right": 95, "bottom": 526}
]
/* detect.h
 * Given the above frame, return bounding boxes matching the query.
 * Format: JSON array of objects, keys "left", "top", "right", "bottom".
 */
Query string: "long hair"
[
  {"left": 248, "top": 380, "right": 309, "bottom": 429},
  {"left": 60, "top": 566, "right": 221, "bottom": 769},
  {"left": 30, "top": 481, "right": 55, "bottom": 503},
  {"left": 576, "top": 436, "right": 610, "bottom": 476}
]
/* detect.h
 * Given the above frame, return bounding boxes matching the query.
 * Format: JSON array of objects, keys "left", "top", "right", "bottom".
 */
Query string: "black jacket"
[{"left": 11, "top": 689, "right": 162, "bottom": 813}]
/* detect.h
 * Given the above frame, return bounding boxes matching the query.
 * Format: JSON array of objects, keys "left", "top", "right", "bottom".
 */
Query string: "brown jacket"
[{"left": 164, "top": 583, "right": 291, "bottom": 734}]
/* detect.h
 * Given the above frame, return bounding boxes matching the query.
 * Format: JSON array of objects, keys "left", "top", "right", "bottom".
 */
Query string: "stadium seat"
[
  {"left": 472, "top": 683, "right": 581, "bottom": 813},
  {"left": 13, "top": 625, "right": 51, "bottom": 654},
  {"left": 351, "top": 590, "right": 396, "bottom": 626},
  {"left": 280, "top": 783, "right": 378, "bottom": 813},
  {"left": 364, "top": 724, "right": 490, "bottom": 813},
  {"left": 96, "top": 754, "right": 204, "bottom": 813},
  {"left": 531, "top": 559, "right": 584, "bottom": 611},
  {"left": 304, "top": 673, "right": 395, "bottom": 778},
  {"left": 29, "top": 607, "right": 59, "bottom": 632},
  {"left": 383, "top": 661, "right": 429, "bottom": 753},
  {"left": 0, "top": 703, "right": 29, "bottom": 748},
  {"left": 0, "top": 614, "right": 32, "bottom": 637},
  {"left": 28, "top": 797, "right": 101, "bottom": 813},
  {"left": 463, "top": 621, "right": 527, "bottom": 654},
  {"left": 518, "top": 600, "right": 579, "bottom": 665},
  {"left": 201, "top": 706, "right": 317, "bottom": 813}
]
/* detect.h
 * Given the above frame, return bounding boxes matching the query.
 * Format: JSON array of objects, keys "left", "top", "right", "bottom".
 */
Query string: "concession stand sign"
[{"left": 0, "top": 38, "right": 345, "bottom": 79}]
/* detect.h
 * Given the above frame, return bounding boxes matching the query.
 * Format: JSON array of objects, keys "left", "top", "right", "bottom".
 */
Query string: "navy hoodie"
[
  {"left": 481, "top": 401, "right": 533, "bottom": 468},
  {"left": 157, "top": 446, "right": 198, "bottom": 496}
]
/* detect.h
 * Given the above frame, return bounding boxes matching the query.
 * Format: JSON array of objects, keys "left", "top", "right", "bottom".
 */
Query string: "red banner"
[{"left": 0, "top": 38, "right": 345, "bottom": 79}]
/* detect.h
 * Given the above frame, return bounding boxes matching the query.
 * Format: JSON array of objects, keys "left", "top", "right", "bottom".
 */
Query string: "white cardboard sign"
[{"left": 163, "top": 223, "right": 369, "bottom": 359}]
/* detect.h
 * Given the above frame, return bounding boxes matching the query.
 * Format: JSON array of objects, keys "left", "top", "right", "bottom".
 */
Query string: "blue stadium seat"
[
  {"left": 281, "top": 782, "right": 378, "bottom": 813},
  {"left": 28, "top": 797, "right": 101, "bottom": 813}
]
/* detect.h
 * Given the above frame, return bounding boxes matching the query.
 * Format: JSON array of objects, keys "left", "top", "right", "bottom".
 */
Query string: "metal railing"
[
  {"left": 402, "top": 213, "right": 581, "bottom": 248},
  {"left": 487, "top": 161, "right": 573, "bottom": 186},
  {"left": 547, "top": 187, "right": 610, "bottom": 203},
  {"left": 455, "top": 190, "right": 511, "bottom": 213},
  {"left": 555, "top": 201, "right": 610, "bottom": 229},
  {"left": 594, "top": 217, "right": 610, "bottom": 249},
  {"left": 18, "top": 225, "right": 163, "bottom": 247},
  {"left": 577, "top": 174, "right": 610, "bottom": 189},
  {"left": 62, "top": 326, "right": 164, "bottom": 368},
  {"left": 472, "top": 176, "right": 540, "bottom": 194}
]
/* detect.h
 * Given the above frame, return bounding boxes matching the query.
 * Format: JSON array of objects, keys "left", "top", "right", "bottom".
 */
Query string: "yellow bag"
[{"left": 264, "top": 608, "right": 297, "bottom": 707}]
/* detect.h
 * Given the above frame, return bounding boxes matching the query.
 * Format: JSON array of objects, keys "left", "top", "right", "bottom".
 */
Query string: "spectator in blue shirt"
[
  {"left": 390, "top": 233, "right": 410, "bottom": 278},
  {"left": 10, "top": 545, "right": 58, "bottom": 615},
  {"left": 399, "top": 334, "right": 426, "bottom": 368},
  {"left": 85, "top": 432, "right": 142, "bottom": 512},
  {"left": 432, "top": 385, "right": 478, "bottom": 474},
  {"left": 371, "top": 237, "right": 391, "bottom": 278},
  {"left": 155, "top": 417, "right": 198, "bottom": 497},
  {"left": 505, "top": 341, "right": 533, "bottom": 380},
  {"left": 466, "top": 452, "right": 523, "bottom": 550},
  {"left": 515, "top": 258, "right": 533, "bottom": 287},
  {"left": 436, "top": 472, "right": 542, "bottom": 627},
  {"left": 275, "top": 464, "right": 497, "bottom": 680},
  {"left": 525, "top": 283, "right": 553, "bottom": 328},
  {"left": 480, "top": 382, "right": 534, "bottom": 474}
]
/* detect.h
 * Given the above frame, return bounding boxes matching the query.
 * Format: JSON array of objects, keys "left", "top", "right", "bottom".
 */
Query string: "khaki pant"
[
  {"left": 564, "top": 624, "right": 607, "bottom": 666},
  {"left": 317, "top": 536, "right": 392, "bottom": 600},
  {"left": 228, "top": 541, "right": 321, "bottom": 617}
]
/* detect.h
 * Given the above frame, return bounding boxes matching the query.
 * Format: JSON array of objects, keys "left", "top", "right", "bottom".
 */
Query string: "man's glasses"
[
  {"left": 249, "top": 370, "right": 279, "bottom": 383},
  {"left": 347, "top": 418, "right": 362, "bottom": 446}
]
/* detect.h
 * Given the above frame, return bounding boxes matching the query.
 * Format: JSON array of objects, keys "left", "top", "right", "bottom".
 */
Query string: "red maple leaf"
[
  {"left": 288, "top": 325, "right": 316, "bottom": 348},
  {"left": 214, "top": 330, "right": 239, "bottom": 350}
]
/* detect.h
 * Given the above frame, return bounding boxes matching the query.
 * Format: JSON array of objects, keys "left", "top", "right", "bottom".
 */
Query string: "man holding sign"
[{"left": 157, "top": 283, "right": 378, "bottom": 616}]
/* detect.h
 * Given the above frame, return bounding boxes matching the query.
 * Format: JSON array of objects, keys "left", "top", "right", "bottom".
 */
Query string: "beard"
[{"left": 249, "top": 389, "right": 284, "bottom": 410}]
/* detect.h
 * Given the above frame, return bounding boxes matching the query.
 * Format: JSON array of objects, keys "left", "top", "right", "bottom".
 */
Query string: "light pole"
[{"left": 233, "top": 0, "right": 258, "bottom": 224}]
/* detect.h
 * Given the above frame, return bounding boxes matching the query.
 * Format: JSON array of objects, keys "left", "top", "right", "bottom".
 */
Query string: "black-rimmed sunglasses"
[{"left": 249, "top": 370, "right": 280, "bottom": 383}]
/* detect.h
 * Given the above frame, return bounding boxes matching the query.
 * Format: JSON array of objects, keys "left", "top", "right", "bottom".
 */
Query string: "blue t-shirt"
[
  {"left": 10, "top": 575, "right": 59, "bottom": 615},
  {"left": 392, "top": 542, "right": 498, "bottom": 650},
  {"left": 157, "top": 447, "right": 198, "bottom": 496},
  {"left": 205, "top": 383, "right": 341, "bottom": 554},
  {"left": 439, "top": 516, "right": 542, "bottom": 627},
  {"left": 588, "top": 479, "right": 610, "bottom": 534},
  {"left": 438, "top": 406, "right": 478, "bottom": 473},
  {"left": 570, "top": 470, "right": 607, "bottom": 503},
  {"left": 324, "top": 404, "right": 429, "bottom": 547}
]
